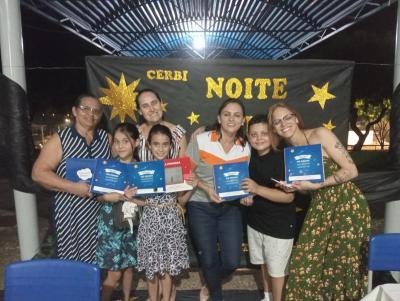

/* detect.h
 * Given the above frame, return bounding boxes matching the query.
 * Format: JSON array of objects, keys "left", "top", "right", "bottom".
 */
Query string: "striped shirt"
[
  {"left": 54, "top": 126, "right": 110, "bottom": 263},
  {"left": 137, "top": 124, "right": 186, "bottom": 161},
  {"left": 186, "top": 130, "right": 250, "bottom": 203}
]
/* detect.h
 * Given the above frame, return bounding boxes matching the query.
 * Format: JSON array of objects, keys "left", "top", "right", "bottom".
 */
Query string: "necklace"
[{"left": 302, "top": 131, "right": 310, "bottom": 145}]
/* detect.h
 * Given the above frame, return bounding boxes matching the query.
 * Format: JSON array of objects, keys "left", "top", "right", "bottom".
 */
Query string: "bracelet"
[{"left": 332, "top": 173, "right": 341, "bottom": 184}]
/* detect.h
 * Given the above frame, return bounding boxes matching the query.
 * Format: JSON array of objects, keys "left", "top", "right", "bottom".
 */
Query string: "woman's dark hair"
[
  {"left": 112, "top": 122, "right": 140, "bottom": 161},
  {"left": 247, "top": 114, "right": 267, "bottom": 130},
  {"left": 147, "top": 124, "right": 173, "bottom": 145},
  {"left": 73, "top": 93, "right": 98, "bottom": 107},
  {"left": 136, "top": 88, "right": 163, "bottom": 125},
  {"left": 212, "top": 98, "right": 247, "bottom": 147}
]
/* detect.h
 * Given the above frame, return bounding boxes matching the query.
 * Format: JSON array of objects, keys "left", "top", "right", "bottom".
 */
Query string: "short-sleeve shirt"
[
  {"left": 54, "top": 126, "right": 111, "bottom": 263},
  {"left": 186, "top": 130, "right": 250, "bottom": 203},
  {"left": 247, "top": 150, "right": 296, "bottom": 239}
]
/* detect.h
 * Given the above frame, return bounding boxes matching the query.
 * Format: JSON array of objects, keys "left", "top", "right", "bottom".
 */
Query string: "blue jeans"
[{"left": 188, "top": 201, "right": 243, "bottom": 301}]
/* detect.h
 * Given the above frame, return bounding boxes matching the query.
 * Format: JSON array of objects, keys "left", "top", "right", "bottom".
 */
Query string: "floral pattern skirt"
[
  {"left": 96, "top": 202, "right": 137, "bottom": 270},
  {"left": 285, "top": 160, "right": 371, "bottom": 301}
]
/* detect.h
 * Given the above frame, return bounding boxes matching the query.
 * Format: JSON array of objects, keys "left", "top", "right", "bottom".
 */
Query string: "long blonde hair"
[{"left": 267, "top": 103, "right": 305, "bottom": 150}]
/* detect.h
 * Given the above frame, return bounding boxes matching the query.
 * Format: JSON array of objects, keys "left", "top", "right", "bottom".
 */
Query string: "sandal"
[{"left": 199, "top": 286, "right": 209, "bottom": 301}]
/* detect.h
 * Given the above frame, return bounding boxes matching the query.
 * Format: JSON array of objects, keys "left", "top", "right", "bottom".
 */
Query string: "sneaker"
[{"left": 260, "top": 292, "right": 272, "bottom": 301}]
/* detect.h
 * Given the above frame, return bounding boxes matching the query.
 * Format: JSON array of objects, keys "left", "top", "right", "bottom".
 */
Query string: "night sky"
[{"left": 2, "top": 4, "right": 397, "bottom": 117}]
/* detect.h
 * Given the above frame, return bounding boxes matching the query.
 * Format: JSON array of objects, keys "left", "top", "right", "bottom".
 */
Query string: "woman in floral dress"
[{"left": 268, "top": 103, "right": 371, "bottom": 301}]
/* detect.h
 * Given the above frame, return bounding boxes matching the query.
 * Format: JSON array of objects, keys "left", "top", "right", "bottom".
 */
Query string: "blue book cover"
[
  {"left": 65, "top": 158, "right": 98, "bottom": 184},
  {"left": 213, "top": 161, "right": 249, "bottom": 201},
  {"left": 284, "top": 144, "right": 325, "bottom": 184},
  {"left": 91, "top": 159, "right": 129, "bottom": 194},
  {"left": 126, "top": 160, "right": 166, "bottom": 195}
]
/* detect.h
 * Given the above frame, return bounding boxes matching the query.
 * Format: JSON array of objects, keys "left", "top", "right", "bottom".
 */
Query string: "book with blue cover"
[
  {"left": 284, "top": 144, "right": 325, "bottom": 184},
  {"left": 213, "top": 161, "right": 249, "bottom": 201},
  {"left": 126, "top": 160, "right": 166, "bottom": 195},
  {"left": 65, "top": 158, "right": 98, "bottom": 184},
  {"left": 90, "top": 159, "right": 129, "bottom": 194}
]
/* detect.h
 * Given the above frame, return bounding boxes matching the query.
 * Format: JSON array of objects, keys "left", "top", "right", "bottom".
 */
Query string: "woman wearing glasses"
[
  {"left": 267, "top": 103, "right": 370, "bottom": 300},
  {"left": 32, "top": 94, "right": 111, "bottom": 263}
]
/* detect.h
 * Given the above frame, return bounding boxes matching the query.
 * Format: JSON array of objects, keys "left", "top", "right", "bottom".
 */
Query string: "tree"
[
  {"left": 351, "top": 98, "right": 391, "bottom": 150},
  {"left": 374, "top": 99, "right": 391, "bottom": 149}
]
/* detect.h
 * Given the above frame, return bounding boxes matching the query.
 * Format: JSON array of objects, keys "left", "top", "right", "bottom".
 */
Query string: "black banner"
[
  {"left": 0, "top": 74, "right": 36, "bottom": 192},
  {"left": 86, "top": 57, "right": 354, "bottom": 144}
]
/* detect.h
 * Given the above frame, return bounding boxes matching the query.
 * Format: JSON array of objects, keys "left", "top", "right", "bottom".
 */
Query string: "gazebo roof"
[{"left": 22, "top": 0, "right": 395, "bottom": 59}]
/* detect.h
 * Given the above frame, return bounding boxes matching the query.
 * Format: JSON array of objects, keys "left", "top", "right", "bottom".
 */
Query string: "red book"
[{"left": 164, "top": 157, "right": 193, "bottom": 193}]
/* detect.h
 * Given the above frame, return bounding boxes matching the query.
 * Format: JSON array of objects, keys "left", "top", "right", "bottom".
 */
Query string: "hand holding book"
[
  {"left": 185, "top": 172, "right": 198, "bottom": 188},
  {"left": 289, "top": 180, "right": 323, "bottom": 191},
  {"left": 70, "top": 182, "right": 92, "bottom": 198},
  {"left": 240, "top": 178, "right": 259, "bottom": 194},
  {"left": 207, "top": 186, "right": 223, "bottom": 203}
]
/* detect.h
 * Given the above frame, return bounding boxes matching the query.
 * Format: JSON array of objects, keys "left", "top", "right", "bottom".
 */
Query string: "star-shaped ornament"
[
  {"left": 307, "top": 82, "right": 336, "bottom": 109},
  {"left": 323, "top": 120, "right": 336, "bottom": 130},
  {"left": 245, "top": 115, "right": 253, "bottom": 125},
  {"left": 187, "top": 112, "right": 200, "bottom": 125},
  {"left": 99, "top": 73, "right": 140, "bottom": 122},
  {"left": 161, "top": 101, "right": 168, "bottom": 112}
]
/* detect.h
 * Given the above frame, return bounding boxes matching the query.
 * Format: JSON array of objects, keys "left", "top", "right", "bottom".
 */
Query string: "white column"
[
  {"left": 385, "top": 2, "right": 400, "bottom": 235},
  {"left": 394, "top": 2, "right": 400, "bottom": 90},
  {"left": 385, "top": 1, "right": 400, "bottom": 283},
  {"left": 0, "top": 0, "right": 40, "bottom": 260}
]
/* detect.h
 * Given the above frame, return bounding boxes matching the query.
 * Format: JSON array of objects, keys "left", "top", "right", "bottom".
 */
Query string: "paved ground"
[
  {"left": 0, "top": 178, "right": 385, "bottom": 295},
  {"left": 0, "top": 179, "right": 262, "bottom": 293}
]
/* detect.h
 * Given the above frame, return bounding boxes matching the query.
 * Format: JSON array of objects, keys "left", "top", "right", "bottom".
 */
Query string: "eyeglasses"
[
  {"left": 272, "top": 113, "right": 296, "bottom": 126},
  {"left": 78, "top": 105, "right": 102, "bottom": 116}
]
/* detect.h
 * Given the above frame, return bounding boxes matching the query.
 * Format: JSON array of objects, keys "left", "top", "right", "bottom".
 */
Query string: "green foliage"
[
  {"left": 354, "top": 98, "right": 391, "bottom": 123},
  {"left": 351, "top": 98, "right": 391, "bottom": 150}
]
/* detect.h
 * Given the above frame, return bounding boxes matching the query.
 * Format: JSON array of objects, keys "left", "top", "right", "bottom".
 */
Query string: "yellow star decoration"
[
  {"left": 323, "top": 120, "right": 336, "bottom": 130},
  {"left": 307, "top": 82, "right": 336, "bottom": 109},
  {"left": 187, "top": 112, "right": 200, "bottom": 125},
  {"left": 245, "top": 115, "right": 253, "bottom": 125},
  {"left": 99, "top": 73, "right": 140, "bottom": 122},
  {"left": 161, "top": 101, "right": 168, "bottom": 112}
]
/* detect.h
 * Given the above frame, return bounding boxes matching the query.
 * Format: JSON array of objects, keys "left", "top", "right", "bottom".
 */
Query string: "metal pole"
[
  {"left": 385, "top": 1, "right": 400, "bottom": 283},
  {"left": 394, "top": 3, "right": 400, "bottom": 90},
  {"left": 385, "top": 1, "right": 400, "bottom": 234},
  {"left": 0, "top": 0, "right": 40, "bottom": 260}
]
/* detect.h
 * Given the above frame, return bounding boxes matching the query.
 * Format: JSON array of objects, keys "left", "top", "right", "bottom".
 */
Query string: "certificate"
[
  {"left": 90, "top": 159, "right": 128, "bottom": 194},
  {"left": 213, "top": 161, "right": 249, "bottom": 201},
  {"left": 284, "top": 144, "right": 325, "bottom": 184},
  {"left": 127, "top": 160, "right": 165, "bottom": 195},
  {"left": 164, "top": 157, "right": 193, "bottom": 193},
  {"left": 65, "top": 158, "right": 98, "bottom": 184}
]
